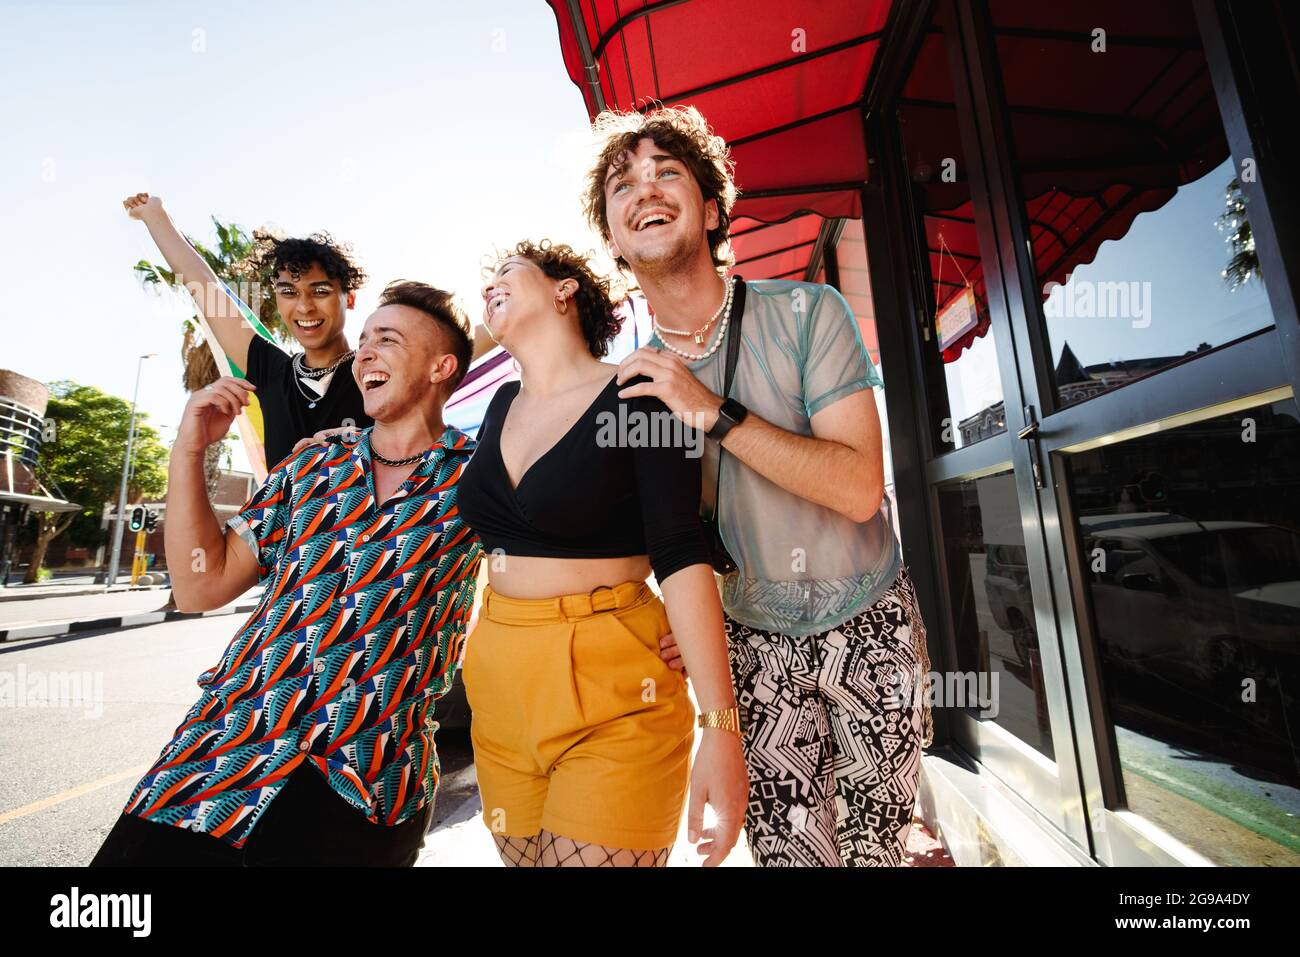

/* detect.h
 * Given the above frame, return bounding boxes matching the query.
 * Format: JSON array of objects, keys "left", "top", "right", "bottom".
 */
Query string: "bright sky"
[{"left": 0, "top": 0, "right": 608, "bottom": 474}]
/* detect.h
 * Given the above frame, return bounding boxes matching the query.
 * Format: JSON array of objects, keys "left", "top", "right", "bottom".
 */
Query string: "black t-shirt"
[
  {"left": 456, "top": 372, "right": 710, "bottom": 584},
  {"left": 244, "top": 336, "right": 373, "bottom": 470}
]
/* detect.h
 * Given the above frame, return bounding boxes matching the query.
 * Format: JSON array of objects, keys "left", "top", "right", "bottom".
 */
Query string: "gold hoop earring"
[{"left": 554, "top": 295, "right": 569, "bottom": 315}]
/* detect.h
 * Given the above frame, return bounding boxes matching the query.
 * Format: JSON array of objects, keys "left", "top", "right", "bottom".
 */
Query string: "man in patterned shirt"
[{"left": 91, "top": 280, "right": 481, "bottom": 867}]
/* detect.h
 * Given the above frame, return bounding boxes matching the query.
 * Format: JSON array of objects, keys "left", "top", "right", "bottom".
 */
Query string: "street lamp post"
[{"left": 105, "top": 353, "right": 156, "bottom": 590}]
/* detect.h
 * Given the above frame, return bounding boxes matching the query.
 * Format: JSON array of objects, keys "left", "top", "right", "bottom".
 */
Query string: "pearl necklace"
[{"left": 653, "top": 276, "right": 735, "bottom": 361}]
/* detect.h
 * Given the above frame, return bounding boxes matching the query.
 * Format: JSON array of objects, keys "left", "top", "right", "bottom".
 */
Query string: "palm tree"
[{"left": 133, "top": 217, "right": 288, "bottom": 494}]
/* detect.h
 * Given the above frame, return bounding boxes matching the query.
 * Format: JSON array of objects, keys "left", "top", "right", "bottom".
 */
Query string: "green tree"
[
  {"left": 27, "top": 382, "right": 168, "bottom": 583},
  {"left": 1217, "top": 178, "right": 1260, "bottom": 290}
]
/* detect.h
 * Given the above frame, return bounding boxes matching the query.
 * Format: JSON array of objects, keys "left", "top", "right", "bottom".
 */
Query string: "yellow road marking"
[{"left": 0, "top": 764, "right": 150, "bottom": 825}]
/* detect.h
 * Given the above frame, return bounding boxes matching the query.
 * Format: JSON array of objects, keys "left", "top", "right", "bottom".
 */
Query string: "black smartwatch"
[{"left": 707, "top": 397, "right": 748, "bottom": 441}]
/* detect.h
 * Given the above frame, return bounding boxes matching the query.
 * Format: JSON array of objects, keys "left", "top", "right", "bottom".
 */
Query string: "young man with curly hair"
[
  {"left": 124, "top": 192, "right": 373, "bottom": 467},
  {"left": 588, "top": 105, "right": 934, "bottom": 867}
]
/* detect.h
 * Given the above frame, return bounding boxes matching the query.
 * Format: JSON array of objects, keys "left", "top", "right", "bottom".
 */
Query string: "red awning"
[
  {"left": 994, "top": 0, "right": 1223, "bottom": 302},
  {"left": 729, "top": 214, "right": 825, "bottom": 281},
  {"left": 546, "top": 0, "right": 894, "bottom": 279},
  {"left": 905, "top": 1, "right": 1226, "bottom": 361}
]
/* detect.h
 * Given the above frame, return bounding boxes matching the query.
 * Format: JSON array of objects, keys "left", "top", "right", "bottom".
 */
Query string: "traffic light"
[
  {"left": 144, "top": 509, "right": 158, "bottom": 532},
  {"left": 129, "top": 506, "right": 145, "bottom": 532}
]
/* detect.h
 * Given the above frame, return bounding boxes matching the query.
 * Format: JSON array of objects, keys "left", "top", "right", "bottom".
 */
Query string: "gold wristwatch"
[{"left": 698, "top": 705, "right": 742, "bottom": 736}]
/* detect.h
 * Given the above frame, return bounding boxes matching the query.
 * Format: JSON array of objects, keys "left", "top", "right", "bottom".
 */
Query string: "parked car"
[{"left": 1079, "top": 513, "right": 1300, "bottom": 684}]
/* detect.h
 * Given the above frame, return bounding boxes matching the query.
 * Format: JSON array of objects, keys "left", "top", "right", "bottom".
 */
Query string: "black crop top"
[{"left": 456, "top": 372, "right": 711, "bottom": 584}]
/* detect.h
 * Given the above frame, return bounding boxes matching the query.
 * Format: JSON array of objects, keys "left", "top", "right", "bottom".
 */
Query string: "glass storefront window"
[
  {"left": 990, "top": 0, "right": 1276, "bottom": 408},
  {"left": 937, "top": 470, "right": 1054, "bottom": 759},
  {"left": 898, "top": 15, "right": 1007, "bottom": 453},
  {"left": 1067, "top": 399, "right": 1300, "bottom": 865}
]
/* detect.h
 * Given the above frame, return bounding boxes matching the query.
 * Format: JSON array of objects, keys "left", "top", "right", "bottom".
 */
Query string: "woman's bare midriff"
[{"left": 484, "top": 553, "right": 653, "bottom": 599}]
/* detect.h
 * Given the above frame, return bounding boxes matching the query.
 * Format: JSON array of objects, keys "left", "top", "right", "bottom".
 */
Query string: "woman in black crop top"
[{"left": 456, "top": 240, "right": 745, "bottom": 868}]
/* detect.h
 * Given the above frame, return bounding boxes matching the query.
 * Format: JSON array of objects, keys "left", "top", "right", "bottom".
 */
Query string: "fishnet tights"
[{"left": 492, "top": 830, "right": 670, "bottom": 867}]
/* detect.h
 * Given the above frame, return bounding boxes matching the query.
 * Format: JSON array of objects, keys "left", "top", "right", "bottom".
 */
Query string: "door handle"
[{"left": 1019, "top": 405, "right": 1045, "bottom": 490}]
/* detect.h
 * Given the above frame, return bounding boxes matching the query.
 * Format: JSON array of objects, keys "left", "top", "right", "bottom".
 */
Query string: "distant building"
[
  {"left": 0, "top": 365, "right": 256, "bottom": 576},
  {"left": 0, "top": 369, "right": 77, "bottom": 585}
]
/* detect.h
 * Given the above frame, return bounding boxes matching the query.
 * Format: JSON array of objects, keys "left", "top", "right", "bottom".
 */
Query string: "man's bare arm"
[
  {"left": 165, "top": 378, "right": 260, "bottom": 611},
  {"left": 716, "top": 388, "right": 885, "bottom": 523},
  {"left": 616, "top": 347, "right": 885, "bottom": 523},
  {"left": 125, "top": 192, "right": 255, "bottom": 372}
]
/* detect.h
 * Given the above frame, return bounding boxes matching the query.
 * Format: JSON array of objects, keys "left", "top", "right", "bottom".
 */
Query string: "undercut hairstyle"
[
  {"left": 252, "top": 230, "right": 368, "bottom": 293},
  {"left": 376, "top": 280, "right": 474, "bottom": 392},
  {"left": 493, "top": 240, "right": 625, "bottom": 358},
  {"left": 582, "top": 104, "right": 738, "bottom": 271}
]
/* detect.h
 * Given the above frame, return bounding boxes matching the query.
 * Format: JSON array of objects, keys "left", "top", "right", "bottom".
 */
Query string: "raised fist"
[{"left": 123, "top": 192, "right": 164, "bottom": 221}]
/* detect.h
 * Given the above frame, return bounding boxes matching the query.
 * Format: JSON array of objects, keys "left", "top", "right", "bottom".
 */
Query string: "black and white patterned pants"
[{"left": 724, "top": 566, "right": 932, "bottom": 867}]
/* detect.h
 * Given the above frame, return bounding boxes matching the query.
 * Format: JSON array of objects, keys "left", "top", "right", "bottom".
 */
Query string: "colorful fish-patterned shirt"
[{"left": 121, "top": 426, "right": 482, "bottom": 848}]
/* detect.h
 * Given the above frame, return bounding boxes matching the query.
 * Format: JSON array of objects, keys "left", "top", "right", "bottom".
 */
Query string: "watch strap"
[
  {"left": 698, "top": 705, "right": 742, "bottom": 736},
  {"left": 707, "top": 398, "right": 747, "bottom": 441}
]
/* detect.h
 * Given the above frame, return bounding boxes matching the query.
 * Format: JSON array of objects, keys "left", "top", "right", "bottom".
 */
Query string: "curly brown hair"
[
  {"left": 582, "top": 105, "right": 738, "bottom": 271},
  {"left": 251, "top": 230, "right": 368, "bottom": 293},
  {"left": 491, "top": 240, "right": 625, "bottom": 358}
]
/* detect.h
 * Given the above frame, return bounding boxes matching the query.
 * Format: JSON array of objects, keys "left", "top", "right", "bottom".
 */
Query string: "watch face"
[
  {"left": 721, "top": 399, "right": 747, "bottom": 422},
  {"left": 708, "top": 399, "right": 742, "bottom": 437}
]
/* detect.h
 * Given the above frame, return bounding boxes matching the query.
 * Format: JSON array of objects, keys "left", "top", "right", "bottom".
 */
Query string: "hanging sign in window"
[{"left": 937, "top": 285, "right": 979, "bottom": 352}]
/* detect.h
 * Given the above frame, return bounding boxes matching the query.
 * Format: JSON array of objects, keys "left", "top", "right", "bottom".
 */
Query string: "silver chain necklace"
[
  {"left": 291, "top": 350, "right": 354, "bottom": 409},
  {"left": 293, "top": 350, "right": 354, "bottom": 379}
]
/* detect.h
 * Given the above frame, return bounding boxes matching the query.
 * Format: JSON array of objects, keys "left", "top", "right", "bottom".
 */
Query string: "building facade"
[
  {"left": 547, "top": 0, "right": 1300, "bottom": 867},
  {"left": 0, "top": 369, "right": 77, "bottom": 585}
]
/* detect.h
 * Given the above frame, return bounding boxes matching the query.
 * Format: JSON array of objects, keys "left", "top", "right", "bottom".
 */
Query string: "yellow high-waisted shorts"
[{"left": 461, "top": 580, "right": 695, "bottom": 850}]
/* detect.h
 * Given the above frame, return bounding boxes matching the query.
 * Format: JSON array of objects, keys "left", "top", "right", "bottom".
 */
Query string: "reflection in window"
[
  {"left": 990, "top": 0, "right": 1276, "bottom": 407},
  {"left": 898, "top": 12, "right": 1007, "bottom": 452},
  {"left": 937, "top": 471, "right": 1053, "bottom": 759},
  {"left": 1069, "top": 399, "right": 1300, "bottom": 865}
]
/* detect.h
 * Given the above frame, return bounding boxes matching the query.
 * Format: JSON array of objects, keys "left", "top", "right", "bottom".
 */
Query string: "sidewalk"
[
  {"left": 0, "top": 574, "right": 102, "bottom": 599},
  {"left": 0, "top": 584, "right": 262, "bottom": 642},
  {"left": 1, "top": 588, "right": 178, "bottom": 628},
  {"left": 418, "top": 789, "right": 954, "bottom": 867},
  {"left": 417, "top": 790, "right": 757, "bottom": 867}
]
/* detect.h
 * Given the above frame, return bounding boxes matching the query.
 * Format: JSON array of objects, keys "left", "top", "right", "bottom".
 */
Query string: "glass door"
[
  {"left": 870, "top": 0, "right": 1094, "bottom": 850},
  {"left": 966, "top": 0, "right": 1300, "bottom": 865}
]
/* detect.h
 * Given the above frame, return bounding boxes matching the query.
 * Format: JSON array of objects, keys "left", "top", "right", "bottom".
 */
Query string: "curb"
[
  {"left": 0, "top": 585, "right": 171, "bottom": 604},
  {"left": 0, "top": 602, "right": 260, "bottom": 643}
]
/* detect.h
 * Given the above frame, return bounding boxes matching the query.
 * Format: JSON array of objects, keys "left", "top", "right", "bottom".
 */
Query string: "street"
[
  {"left": 0, "top": 614, "right": 486, "bottom": 865},
  {"left": 1, "top": 605, "right": 949, "bottom": 867}
]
